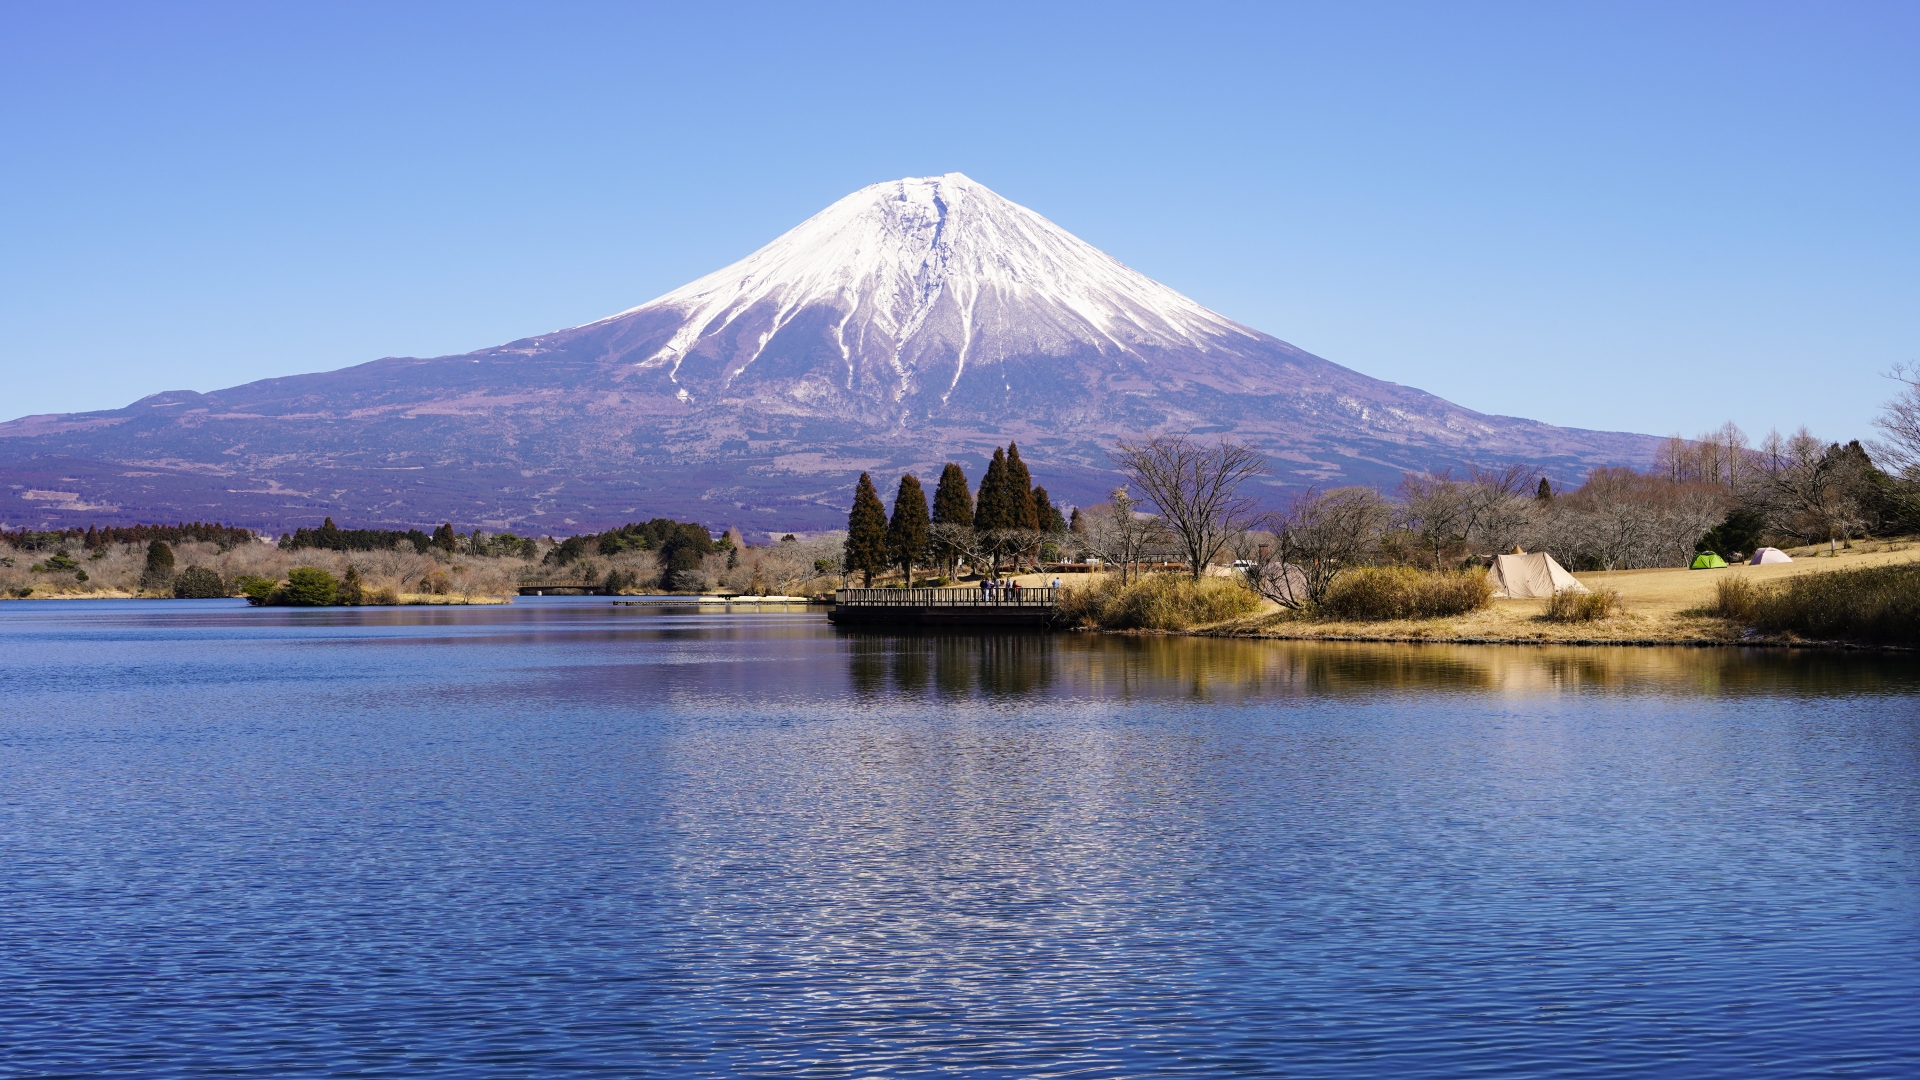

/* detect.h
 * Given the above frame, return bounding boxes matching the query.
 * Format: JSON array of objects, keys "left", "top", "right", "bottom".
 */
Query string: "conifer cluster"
[{"left": 843, "top": 443, "right": 1069, "bottom": 586}]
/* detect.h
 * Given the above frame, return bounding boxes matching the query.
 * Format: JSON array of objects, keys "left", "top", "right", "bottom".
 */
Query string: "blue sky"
[{"left": 1, "top": 1, "right": 1913, "bottom": 445}]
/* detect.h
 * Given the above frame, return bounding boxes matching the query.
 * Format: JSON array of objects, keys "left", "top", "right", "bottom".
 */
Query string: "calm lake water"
[{"left": 2, "top": 598, "right": 1917, "bottom": 1078}]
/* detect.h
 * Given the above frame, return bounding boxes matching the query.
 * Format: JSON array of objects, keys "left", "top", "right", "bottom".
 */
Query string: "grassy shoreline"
[{"left": 1030, "top": 538, "right": 1920, "bottom": 650}]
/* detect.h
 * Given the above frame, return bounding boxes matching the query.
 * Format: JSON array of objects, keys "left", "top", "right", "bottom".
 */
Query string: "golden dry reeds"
[
  {"left": 1318, "top": 567, "right": 1493, "bottom": 621},
  {"left": 1056, "top": 573, "right": 1263, "bottom": 631}
]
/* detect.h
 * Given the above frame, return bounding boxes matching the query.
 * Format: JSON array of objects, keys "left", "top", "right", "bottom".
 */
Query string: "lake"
[{"left": 2, "top": 598, "right": 1916, "bottom": 1078}]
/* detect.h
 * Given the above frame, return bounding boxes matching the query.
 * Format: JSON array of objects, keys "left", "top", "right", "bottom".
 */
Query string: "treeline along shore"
[
  {"left": 0, "top": 515, "right": 853, "bottom": 605},
  {"left": 833, "top": 414, "right": 1920, "bottom": 646}
]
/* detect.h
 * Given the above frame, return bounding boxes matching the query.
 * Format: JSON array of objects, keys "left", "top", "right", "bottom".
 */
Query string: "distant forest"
[{"left": 2, "top": 521, "right": 258, "bottom": 552}]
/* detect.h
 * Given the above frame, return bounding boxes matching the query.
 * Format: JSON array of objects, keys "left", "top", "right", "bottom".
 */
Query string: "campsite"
[{"left": 1012, "top": 536, "right": 1919, "bottom": 645}]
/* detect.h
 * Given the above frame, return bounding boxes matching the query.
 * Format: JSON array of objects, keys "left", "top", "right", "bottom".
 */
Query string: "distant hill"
[{"left": 0, "top": 173, "right": 1657, "bottom": 536}]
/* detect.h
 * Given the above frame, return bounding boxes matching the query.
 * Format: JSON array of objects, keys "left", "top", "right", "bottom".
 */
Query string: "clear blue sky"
[{"left": 2, "top": 2, "right": 1913, "bottom": 445}]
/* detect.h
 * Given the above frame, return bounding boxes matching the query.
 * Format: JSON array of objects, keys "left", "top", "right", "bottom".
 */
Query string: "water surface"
[{"left": 2, "top": 599, "right": 1917, "bottom": 1077}]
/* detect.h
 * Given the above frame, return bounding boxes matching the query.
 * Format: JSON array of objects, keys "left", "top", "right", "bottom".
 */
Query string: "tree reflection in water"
[{"left": 835, "top": 629, "right": 1920, "bottom": 702}]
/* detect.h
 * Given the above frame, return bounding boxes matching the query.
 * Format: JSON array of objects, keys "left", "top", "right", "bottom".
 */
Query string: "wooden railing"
[{"left": 834, "top": 586, "right": 1059, "bottom": 608}]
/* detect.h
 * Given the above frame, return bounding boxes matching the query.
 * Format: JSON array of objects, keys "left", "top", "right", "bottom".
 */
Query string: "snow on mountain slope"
[{"left": 602, "top": 173, "right": 1258, "bottom": 405}]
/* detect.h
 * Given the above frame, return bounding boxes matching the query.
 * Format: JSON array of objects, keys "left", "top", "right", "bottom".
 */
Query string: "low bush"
[
  {"left": 1740, "top": 563, "right": 1920, "bottom": 643},
  {"left": 283, "top": 567, "right": 339, "bottom": 606},
  {"left": 1713, "top": 577, "right": 1759, "bottom": 622},
  {"left": 337, "top": 566, "right": 365, "bottom": 605},
  {"left": 173, "top": 566, "right": 227, "bottom": 599},
  {"left": 1544, "top": 587, "right": 1622, "bottom": 622},
  {"left": 1318, "top": 567, "right": 1492, "bottom": 621},
  {"left": 236, "top": 575, "right": 279, "bottom": 606},
  {"left": 1057, "top": 573, "right": 1263, "bottom": 630}
]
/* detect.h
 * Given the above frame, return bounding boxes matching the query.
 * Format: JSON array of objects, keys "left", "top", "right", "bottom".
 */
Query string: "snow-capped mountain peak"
[{"left": 602, "top": 173, "right": 1257, "bottom": 403}]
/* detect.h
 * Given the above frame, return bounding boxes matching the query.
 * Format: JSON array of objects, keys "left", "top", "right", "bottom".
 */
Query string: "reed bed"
[
  {"left": 1715, "top": 564, "right": 1920, "bottom": 643},
  {"left": 1057, "top": 573, "right": 1263, "bottom": 631},
  {"left": 1544, "top": 587, "right": 1623, "bottom": 623},
  {"left": 1318, "top": 567, "right": 1493, "bottom": 622}
]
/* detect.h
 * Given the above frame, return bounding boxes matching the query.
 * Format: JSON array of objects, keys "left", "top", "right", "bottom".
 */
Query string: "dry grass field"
[{"left": 1024, "top": 538, "right": 1920, "bottom": 645}]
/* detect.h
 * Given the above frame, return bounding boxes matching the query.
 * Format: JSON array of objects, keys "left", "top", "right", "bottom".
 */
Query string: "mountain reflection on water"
[{"left": 2, "top": 598, "right": 1916, "bottom": 1079}]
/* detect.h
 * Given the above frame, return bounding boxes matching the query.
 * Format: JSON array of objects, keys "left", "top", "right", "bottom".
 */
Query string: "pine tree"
[
  {"left": 1536, "top": 477, "right": 1553, "bottom": 501},
  {"left": 887, "top": 474, "right": 931, "bottom": 587},
  {"left": 433, "top": 523, "right": 457, "bottom": 552},
  {"left": 1069, "top": 507, "right": 1086, "bottom": 535},
  {"left": 843, "top": 472, "right": 890, "bottom": 587}
]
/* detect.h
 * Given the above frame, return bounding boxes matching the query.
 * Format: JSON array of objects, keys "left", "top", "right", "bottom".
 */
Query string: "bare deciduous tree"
[
  {"left": 1459, "top": 464, "right": 1537, "bottom": 555},
  {"left": 1396, "top": 471, "right": 1469, "bottom": 569},
  {"left": 1761, "top": 428, "right": 1866, "bottom": 553},
  {"left": 1077, "top": 488, "right": 1168, "bottom": 584},
  {"left": 1871, "top": 364, "right": 1920, "bottom": 483},
  {"left": 1253, "top": 486, "right": 1390, "bottom": 608},
  {"left": 1111, "top": 435, "right": 1266, "bottom": 579}
]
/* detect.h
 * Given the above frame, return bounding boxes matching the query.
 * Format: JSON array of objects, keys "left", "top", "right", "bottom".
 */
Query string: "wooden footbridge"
[{"left": 828, "top": 586, "right": 1061, "bottom": 628}]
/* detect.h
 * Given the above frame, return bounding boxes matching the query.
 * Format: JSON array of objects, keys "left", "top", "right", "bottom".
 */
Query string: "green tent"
[{"left": 1690, "top": 552, "right": 1729, "bottom": 569}]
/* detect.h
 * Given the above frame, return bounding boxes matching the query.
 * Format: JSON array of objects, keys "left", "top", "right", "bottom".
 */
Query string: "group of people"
[{"left": 975, "top": 576, "right": 1063, "bottom": 599}]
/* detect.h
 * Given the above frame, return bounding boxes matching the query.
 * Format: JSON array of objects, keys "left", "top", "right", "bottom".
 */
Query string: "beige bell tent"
[
  {"left": 1489, "top": 552, "right": 1588, "bottom": 599},
  {"left": 1749, "top": 547, "right": 1792, "bottom": 565}
]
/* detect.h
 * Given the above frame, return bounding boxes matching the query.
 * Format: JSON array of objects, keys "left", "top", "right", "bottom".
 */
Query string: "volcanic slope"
[{"left": 0, "top": 173, "right": 1657, "bottom": 534}]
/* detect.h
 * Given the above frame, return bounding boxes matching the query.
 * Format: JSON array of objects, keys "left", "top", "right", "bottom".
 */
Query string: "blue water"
[{"left": 2, "top": 598, "right": 1917, "bottom": 1078}]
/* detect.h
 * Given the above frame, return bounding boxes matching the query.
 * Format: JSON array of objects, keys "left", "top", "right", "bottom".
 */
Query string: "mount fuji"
[{"left": 0, "top": 173, "right": 1657, "bottom": 535}]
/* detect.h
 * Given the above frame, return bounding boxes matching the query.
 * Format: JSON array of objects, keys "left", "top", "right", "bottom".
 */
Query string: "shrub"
[
  {"left": 1743, "top": 563, "right": 1920, "bottom": 643},
  {"left": 235, "top": 575, "right": 279, "bottom": 606},
  {"left": 282, "top": 567, "right": 339, "bottom": 606},
  {"left": 337, "top": 566, "right": 365, "bottom": 605},
  {"left": 365, "top": 585, "right": 399, "bottom": 605},
  {"left": 145, "top": 540, "right": 175, "bottom": 575},
  {"left": 603, "top": 568, "right": 640, "bottom": 594},
  {"left": 417, "top": 570, "right": 450, "bottom": 595},
  {"left": 1319, "top": 567, "right": 1493, "bottom": 621},
  {"left": 667, "top": 569, "right": 709, "bottom": 593},
  {"left": 1544, "top": 587, "right": 1622, "bottom": 622},
  {"left": 1713, "top": 577, "right": 1759, "bottom": 622},
  {"left": 173, "top": 566, "right": 228, "bottom": 599},
  {"left": 1057, "top": 573, "right": 1262, "bottom": 630}
]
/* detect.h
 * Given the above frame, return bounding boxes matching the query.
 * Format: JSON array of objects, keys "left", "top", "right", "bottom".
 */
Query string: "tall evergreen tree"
[
  {"left": 930, "top": 462, "right": 973, "bottom": 574},
  {"left": 1069, "top": 507, "right": 1086, "bottom": 535},
  {"left": 433, "top": 523, "right": 458, "bottom": 552},
  {"left": 1004, "top": 443, "right": 1039, "bottom": 529},
  {"left": 843, "top": 472, "right": 890, "bottom": 587},
  {"left": 1033, "top": 487, "right": 1067, "bottom": 533},
  {"left": 887, "top": 474, "right": 931, "bottom": 587},
  {"left": 932, "top": 463, "right": 973, "bottom": 525},
  {"left": 974, "top": 448, "right": 1013, "bottom": 531}
]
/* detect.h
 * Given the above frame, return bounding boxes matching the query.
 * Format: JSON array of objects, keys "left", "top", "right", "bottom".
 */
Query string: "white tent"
[
  {"left": 1749, "top": 547, "right": 1793, "bottom": 565},
  {"left": 1489, "top": 552, "right": 1588, "bottom": 599}
]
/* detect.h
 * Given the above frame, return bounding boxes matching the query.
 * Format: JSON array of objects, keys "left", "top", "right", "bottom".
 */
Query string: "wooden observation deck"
[{"left": 827, "top": 586, "right": 1061, "bottom": 628}]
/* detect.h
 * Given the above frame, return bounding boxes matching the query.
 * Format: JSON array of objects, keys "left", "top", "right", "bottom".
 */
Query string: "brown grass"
[
  {"left": 1057, "top": 573, "right": 1262, "bottom": 630},
  {"left": 1319, "top": 567, "right": 1493, "bottom": 621},
  {"left": 1545, "top": 587, "right": 1622, "bottom": 623}
]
